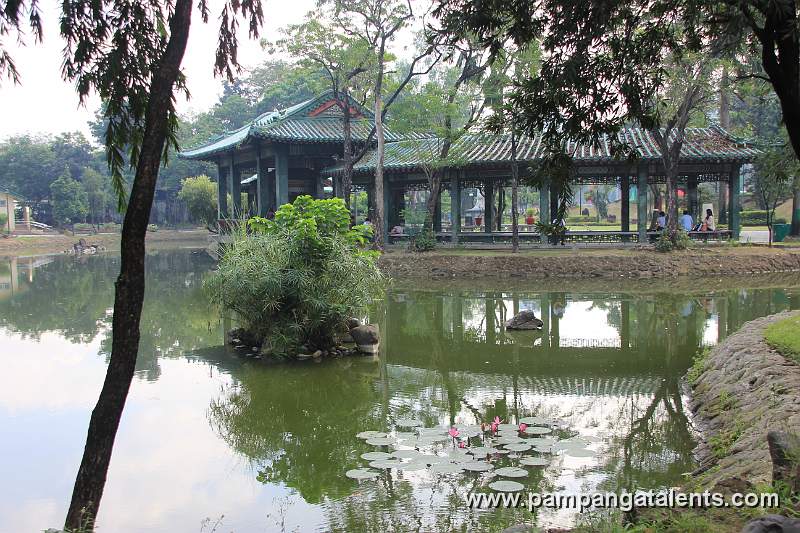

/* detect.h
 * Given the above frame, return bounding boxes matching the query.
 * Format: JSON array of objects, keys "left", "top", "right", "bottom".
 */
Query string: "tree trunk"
[
  {"left": 425, "top": 172, "right": 441, "bottom": 232},
  {"left": 341, "top": 92, "right": 354, "bottom": 210},
  {"left": 63, "top": 0, "right": 193, "bottom": 529},
  {"left": 511, "top": 130, "right": 519, "bottom": 252},
  {"left": 792, "top": 176, "right": 800, "bottom": 236},
  {"left": 373, "top": 71, "right": 385, "bottom": 248}
]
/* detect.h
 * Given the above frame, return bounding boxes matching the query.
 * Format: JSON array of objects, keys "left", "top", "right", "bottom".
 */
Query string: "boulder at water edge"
[
  {"left": 350, "top": 324, "right": 380, "bottom": 354},
  {"left": 505, "top": 310, "right": 543, "bottom": 330}
]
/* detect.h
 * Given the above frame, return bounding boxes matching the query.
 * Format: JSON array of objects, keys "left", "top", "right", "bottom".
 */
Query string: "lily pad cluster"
[{"left": 345, "top": 415, "right": 601, "bottom": 492}]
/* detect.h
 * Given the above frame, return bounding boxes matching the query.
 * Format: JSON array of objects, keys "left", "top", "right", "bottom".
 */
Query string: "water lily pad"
[
  {"left": 430, "top": 462, "right": 464, "bottom": 474},
  {"left": 396, "top": 418, "right": 422, "bottom": 428},
  {"left": 505, "top": 443, "right": 532, "bottom": 452},
  {"left": 497, "top": 423, "right": 520, "bottom": 432},
  {"left": 553, "top": 438, "right": 589, "bottom": 450},
  {"left": 489, "top": 480, "right": 525, "bottom": 492},
  {"left": 563, "top": 448, "right": 597, "bottom": 458},
  {"left": 394, "top": 431, "right": 416, "bottom": 440},
  {"left": 369, "top": 459, "right": 404, "bottom": 469},
  {"left": 527, "top": 437, "right": 557, "bottom": 446},
  {"left": 357, "top": 431, "right": 387, "bottom": 439},
  {"left": 533, "top": 446, "right": 553, "bottom": 454},
  {"left": 366, "top": 437, "right": 396, "bottom": 446},
  {"left": 468, "top": 447, "right": 499, "bottom": 457},
  {"left": 361, "top": 451, "right": 392, "bottom": 461},
  {"left": 519, "top": 416, "right": 550, "bottom": 425},
  {"left": 346, "top": 468, "right": 380, "bottom": 480},
  {"left": 418, "top": 427, "right": 448, "bottom": 436},
  {"left": 519, "top": 457, "right": 549, "bottom": 467},
  {"left": 391, "top": 449, "right": 422, "bottom": 459},
  {"left": 494, "top": 449, "right": 511, "bottom": 455},
  {"left": 395, "top": 462, "right": 427, "bottom": 471},
  {"left": 495, "top": 466, "right": 529, "bottom": 478},
  {"left": 417, "top": 454, "right": 447, "bottom": 465},
  {"left": 462, "top": 461, "right": 494, "bottom": 472},
  {"left": 496, "top": 436, "right": 524, "bottom": 445},
  {"left": 524, "top": 426, "right": 552, "bottom": 435}
]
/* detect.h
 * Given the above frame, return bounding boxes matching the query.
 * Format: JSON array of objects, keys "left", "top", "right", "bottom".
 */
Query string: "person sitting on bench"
[
  {"left": 656, "top": 211, "right": 667, "bottom": 231},
  {"left": 702, "top": 208, "right": 715, "bottom": 232},
  {"left": 680, "top": 210, "right": 693, "bottom": 232}
]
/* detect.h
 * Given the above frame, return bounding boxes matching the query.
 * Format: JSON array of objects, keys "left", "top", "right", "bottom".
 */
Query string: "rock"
[
  {"left": 505, "top": 310, "right": 543, "bottom": 330},
  {"left": 351, "top": 324, "right": 380, "bottom": 353},
  {"left": 339, "top": 332, "right": 355, "bottom": 343},
  {"left": 296, "top": 353, "right": 315, "bottom": 361},
  {"left": 768, "top": 431, "right": 800, "bottom": 493},
  {"left": 312, "top": 349, "right": 322, "bottom": 358},
  {"left": 347, "top": 317, "right": 362, "bottom": 329},
  {"left": 742, "top": 515, "right": 800, "bottom": 533}
]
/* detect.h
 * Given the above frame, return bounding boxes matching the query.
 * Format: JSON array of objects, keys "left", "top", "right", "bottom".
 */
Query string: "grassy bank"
[
  {"left": 0, "top": 229, "right": 211, "bottom": 257},
  {"left": 764, "top": 315, "right": 800, "bottom": 363}
]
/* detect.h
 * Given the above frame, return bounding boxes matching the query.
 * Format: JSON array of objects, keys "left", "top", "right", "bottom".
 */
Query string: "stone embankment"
[
  {"left": 378, "top": 248, "right": 800, "bottom": 280},
  {"left": 688, "top": 311, "right": 800, "bottom": 488}
]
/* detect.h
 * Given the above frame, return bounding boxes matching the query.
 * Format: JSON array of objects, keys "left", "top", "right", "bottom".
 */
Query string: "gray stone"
[
  {"left": 742, "top": 514, "right": 800, "bottom": 533},
  {"left": 347, "top": 317, "right": 362, "bottom": 329},
  {"left": 768, "top": 431, "right": 800, "bottom": 493},
  {"left": 312, "top": 349, "right": 322, "bottom": 358},
  {"left": 296, "top": 353, "right": 315, "bottom": 361},
  {"left": 350, "top": 324, "right": 379, "bottom": 344},
  {"left": 505, "top": 310, "right": 543, "bottom": 330}
]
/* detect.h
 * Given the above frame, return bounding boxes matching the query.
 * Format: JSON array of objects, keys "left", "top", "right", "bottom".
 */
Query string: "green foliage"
[
  {"left": 709, "top": 418, "right": 747, "bottom": 460},
  {"left": 655, "top": 230, "right": 691, "bottom": 252},
  {"left": 686, "top": 348, "right": 709, "bottom": 386},
  {"left": 50, "top": 167, "right": 89, "bottom": 226},
  {"left": 407, "top": 230, "right": 437, "bottom": 252},
  {"left": 741, "top": 210, "right": 788, "bottom": 226},
  {"left": 178, "top": 175, "right": 218, "bottom": 227},
  {"left": 0, "top": 213, "right": 7, "bottom": 232},
  {"left": 81, "top": 167, "right": 110, "bottom": 226},
  {"left": 206, "top": 196, "right": 385, "bottom": 352},
  {"left": 147, "top": 224, "right": 159, "bottom": 232},
  {"left": 764, "top": 315, "right": 800, "bottom": 364}
]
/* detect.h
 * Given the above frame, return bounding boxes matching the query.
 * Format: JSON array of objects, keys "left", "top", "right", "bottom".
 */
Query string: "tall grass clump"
[{"left": 205, "top": 195, "right": 386, "bottom": 354}]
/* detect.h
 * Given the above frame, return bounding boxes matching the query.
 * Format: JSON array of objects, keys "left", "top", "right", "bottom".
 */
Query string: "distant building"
[{"left": 0, "top": 188, "right": 24, "bottom": 233}]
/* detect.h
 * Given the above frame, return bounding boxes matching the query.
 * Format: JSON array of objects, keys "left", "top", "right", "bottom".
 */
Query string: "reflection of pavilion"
[{"left": 0, "top": 256, "right": 50, "bottom": 300}]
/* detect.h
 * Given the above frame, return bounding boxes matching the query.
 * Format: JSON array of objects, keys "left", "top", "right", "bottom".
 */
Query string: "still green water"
[{"left": 1, "top": 250, "right": 799, "bottom": 532}]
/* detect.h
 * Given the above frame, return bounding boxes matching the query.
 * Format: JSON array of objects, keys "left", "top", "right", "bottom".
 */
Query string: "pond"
[{"left": 1, "top": 250, "right": 799, "bottom": 532}]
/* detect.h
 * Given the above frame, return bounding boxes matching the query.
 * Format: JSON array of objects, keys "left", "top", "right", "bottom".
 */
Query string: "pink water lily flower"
[
  {"left": 490, "top": 416, "right": 502, "bottom": 433},
  {"left": 458, "top": 441, "right": 466, "bottom": 448},
  {"left": 519, "top": 423, "right": 528, "bottom": 433},
  {"left": 448, "top": 427, "right": 459, "bottom": 438}
]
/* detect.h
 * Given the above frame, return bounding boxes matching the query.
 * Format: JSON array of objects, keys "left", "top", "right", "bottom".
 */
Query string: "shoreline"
[
  {"left": 688, "top": 311, "right": 800, "bottom": 489},
  {"left": 0, "top": 229, "right": 211, "bottom": 258},
  {"left": 378, "top": 247, "right": 800, "bottom": 280}
]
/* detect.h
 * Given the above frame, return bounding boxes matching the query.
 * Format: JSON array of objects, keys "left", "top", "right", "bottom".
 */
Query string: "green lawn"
[{"left": 764, "top": 315, "right": 800, "bottom": 363}]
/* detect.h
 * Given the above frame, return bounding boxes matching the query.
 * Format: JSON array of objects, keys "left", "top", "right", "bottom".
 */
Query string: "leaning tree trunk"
[
  {"left": 64, "top": 0, "right": 193, "bottom": 529},
  {"left": 511, "top": 130, "right": 519, "bottom": 252},
  {"left": 792, "top": 176, "right": 800, "bottom": 236},
  {"left": 425, "top": 171, "right": 442, "bottom": 232},
  {"left": 372, "top": 39, "right": 388, "bottom": 249},
  {"left": 341, "top": 93, "right": 354, "bottom": 210}
]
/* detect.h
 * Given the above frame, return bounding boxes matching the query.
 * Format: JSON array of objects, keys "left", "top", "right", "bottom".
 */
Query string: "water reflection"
[{"left": 1, "top": 251, "right": 799, "bottom": 532}]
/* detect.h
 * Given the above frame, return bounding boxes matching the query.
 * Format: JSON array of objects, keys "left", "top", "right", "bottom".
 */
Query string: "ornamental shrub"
[{"left": 204, "top": 196, "right": 385, "bottom": 353}]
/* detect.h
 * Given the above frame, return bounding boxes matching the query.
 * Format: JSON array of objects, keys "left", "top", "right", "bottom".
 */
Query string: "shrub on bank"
[
  {"left": 741, "top": 209, "right": 788, "bottom": 226},
  {"left": 205, "top": 196, "right": 385, "bottom": 354},
  {"left": 764, "top": 315, "right": 800, "bottom": 363}
]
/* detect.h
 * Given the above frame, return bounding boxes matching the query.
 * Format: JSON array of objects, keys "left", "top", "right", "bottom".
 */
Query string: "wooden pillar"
[
  {"left": 539, "top": 178, "right": 550, "bottom": 226},
  {"left": 228, "top": 153, "right": 242, "bottom": 218},
  {"left": 256, "top": 148, "right": 271, "bottom": 216},
  {"left": 688, "top": 174, "right": 699, "bottom": 221},
  {"left": 637, "top": 165, "right": 648, "bottom": 242},
  {"left": 728, "top": 165, "right": 741, "bottom": 239},
  {"left": 216, "top": 161, "right": 229, "bottom": 218},
  {"left": 275, "top": 144, "right": 289, "bottom": 207},
  {"left": 450, "top": 171, "right": 461, "bottom": 244},
  {"left": 620, "top": 176, "right": 630, "bottom": 232},
  {"left": 484, "top": 179, "right": 493, "bottom": 233}
]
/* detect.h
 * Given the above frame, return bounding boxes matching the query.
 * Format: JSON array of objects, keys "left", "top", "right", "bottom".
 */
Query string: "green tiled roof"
[
  {"left": 180, "top": 91, "right": 403, "bottom": 160},
  {"left": 324, "top": 125, "right": 760, "bottom": 176}
]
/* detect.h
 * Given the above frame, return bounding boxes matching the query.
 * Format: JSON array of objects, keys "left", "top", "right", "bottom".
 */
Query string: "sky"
[{"left": 0, "top": 0, "right": 320, "bottom": 141}]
